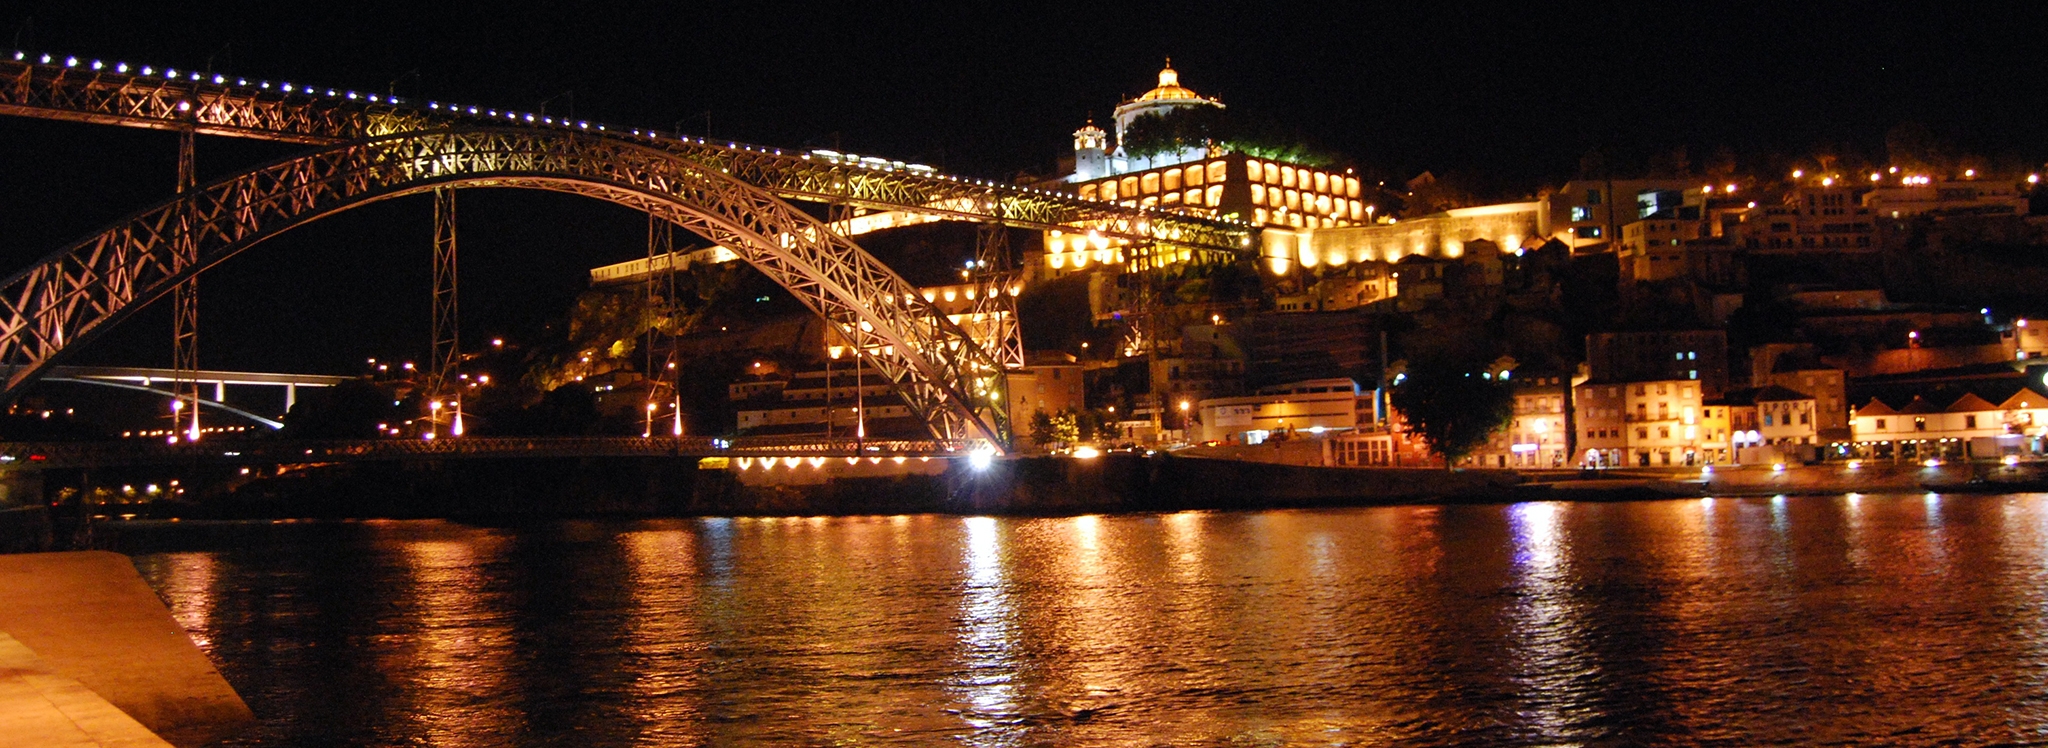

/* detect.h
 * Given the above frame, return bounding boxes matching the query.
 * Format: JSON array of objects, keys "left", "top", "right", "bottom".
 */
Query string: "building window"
[
  {"left": 1876, "top": 418, "right": 1887, "bottom": 431},
  {"left": 1164, "top": 169, "right": 1181, "bottom": 191},
  {"left": 1967, "top": 414, "right": 1978, "bottom": 429},
  {"left": 1208, "top": 161, "right": 1227, "bottom": 183},
  {"left": 1080, "top": 184, "right": 1098, "bottom": 200},
  {"left": 1186, "top": 188, "right": 1203, "bottom": 206},
  {"left": 1914, "top": 417, "right": 1926, "bottom": 431},
  {"left": 1205, "top": 185, "right": 1224, "bottom": 207},
  {"left": 1141, "top": 173, "right": 1160, "bottom": 194},
  {"left": 1252, "top": 184, "right": 1265, "bottom": 204}
]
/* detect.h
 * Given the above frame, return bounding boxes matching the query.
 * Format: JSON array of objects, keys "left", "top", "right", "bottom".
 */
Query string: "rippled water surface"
[{"left": 128, "top": 495, "right": 2048, "bottom": 745}]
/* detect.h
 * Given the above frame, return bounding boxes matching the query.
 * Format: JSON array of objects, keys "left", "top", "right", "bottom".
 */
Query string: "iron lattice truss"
[
  {"left": 0, "top": 129, "right": 1014, "bottom": 447},
  {"left": 0, "top": 57, "right": 1251, "bottom": 251}
]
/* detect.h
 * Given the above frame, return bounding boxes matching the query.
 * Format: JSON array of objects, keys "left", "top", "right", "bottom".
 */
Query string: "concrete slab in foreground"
[
  {"left": 0, "top": 552, "right": 252, "bottom": 747},
  {"left": 0, "top": 631, "right": 172, "bottom": 747}
]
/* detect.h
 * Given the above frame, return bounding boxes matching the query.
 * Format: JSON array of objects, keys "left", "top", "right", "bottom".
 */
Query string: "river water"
[{"left": 126, "top": 494, "right": 2048, "bottom": 746}]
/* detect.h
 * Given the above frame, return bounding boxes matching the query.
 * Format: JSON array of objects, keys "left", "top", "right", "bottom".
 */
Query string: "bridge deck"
[{"left": 0, "top": 436, "right": 974, "bottom": 468}]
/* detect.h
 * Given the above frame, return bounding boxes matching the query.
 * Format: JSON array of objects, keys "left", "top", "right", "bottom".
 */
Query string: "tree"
[
  {"left": 1028, "top": 410, "right": 1080, "bottom": 451},
  {"left": 1120, "top": 107, "right": 1338, "bottom": 166},
  {"left": 282, "top": 379, "right": 400, "bottom": 439},
  {"left": 1387, "top": 355, "right": 1516, "bottom": 472}
]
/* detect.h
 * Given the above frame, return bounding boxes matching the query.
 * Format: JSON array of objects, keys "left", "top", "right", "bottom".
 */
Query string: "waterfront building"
[
  {"left": 1848, "top": 382, "right": 2048, "bottom": 461},
  {"left": 1573, "top": 378, "right": 1706, "bottom": 466},
  {"left": 1005, "top": 353, "right": 1087, "bottom": 432},
  {"left": 1193, "top": 378, "right": 1366, "bottom": 444},
  {"left": 1749, "top": 343, "right": 1850, "bottom": 438},
  {"left": 1469, "top": 373, "right": 1573, "bottom": 468}
]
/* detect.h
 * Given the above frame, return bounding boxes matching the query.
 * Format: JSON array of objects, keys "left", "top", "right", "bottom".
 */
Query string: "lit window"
[
  {"left": 1080, "top": 184, "right": 1097, "bottom": 200},
  {"left": 1163, "top": 191, "right": 1180, "bottom": 205},
  {"left": 1243, "top": 160, "right": 1260, "bottom": 182},
  {"left": 1164, "top": 169, "right": 1181, "bottom": 191},
  {"left": 1186, "top": 188, "right": 1202, "bottom": 205},
  {"left": 1282, "top": 166, "right": 1296, "bottom": 188},
  {"left": 1184, "top": 165, "right": 1204, "bottom": 186},
  {"left": 1252, "top": 184, "right": 1265, "bottom": 204},
  {"left": 1140, "top": 196, "right": 1158, "bottom": 208},
  {"left": 1350, "top": 201, "right": 1363, "bottom": 220},
  {"left": 1208, "top": 161, "right": 1226, "bottom": 183},
  {"left": 1346, "top": 177, "right": 1360, "bottom": 198},
  {"left": 1255, "top": 208, "right": 1269, "bottom": 224},
  {"left": 1205, "top": 185, "right": 1223, "bottom": 207},
  {"left": 1287, "top": 190, "right": 1301, "bottom": 210},
  {"left": 1101, "top": 181, "right": 1118, "bottom": 201},
  {"left": 1263, "top": 162, "right": 1279, "bottom": 183},
  {"left": 1270, "top": 189, "right": 1283, "bottom": 208},
  {"left": 1141, "top": 173, "right": 1160, "bottom": 194},
  {"left": 1314, "top": 172, "right": 1329, "bottom": 193},
  {"left": 1316, "top": 194, "right": 1333, "bottom": 215},
  {"left": 1120, "top": 176, "right": 1138, "bottom": 197}
]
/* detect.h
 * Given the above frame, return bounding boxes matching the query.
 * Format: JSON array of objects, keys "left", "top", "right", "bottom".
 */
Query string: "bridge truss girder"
[
  {"left": 0, "top": 128, "right": 1012, "bottom": 448},
  {"left": 0, "top": 58, "right": 1251, "bottom": 253}
]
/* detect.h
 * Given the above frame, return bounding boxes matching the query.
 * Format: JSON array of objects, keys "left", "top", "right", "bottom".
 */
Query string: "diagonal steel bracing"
[{"left": 0, "top": 129, "right": 1012, "bottom": 447}]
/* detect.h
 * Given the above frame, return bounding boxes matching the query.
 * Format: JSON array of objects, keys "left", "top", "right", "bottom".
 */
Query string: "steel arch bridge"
[{"left": 0, "top": 128, "right": 1012, "bottom": 446}]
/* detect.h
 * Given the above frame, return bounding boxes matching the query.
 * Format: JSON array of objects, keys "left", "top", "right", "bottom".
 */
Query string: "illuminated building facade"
[{"left": 1045, "top": 64, "right": 1369, "bottom": 280}]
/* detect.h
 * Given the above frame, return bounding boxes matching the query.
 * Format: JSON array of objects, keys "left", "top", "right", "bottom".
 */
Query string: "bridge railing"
[{"left": 0, "top": 436, "right": 981, "bottom": 468}]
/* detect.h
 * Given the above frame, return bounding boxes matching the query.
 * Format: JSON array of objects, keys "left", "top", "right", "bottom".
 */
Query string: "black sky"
[{"left": 1, "top": 0, "right": 2045, "bottom": 374}]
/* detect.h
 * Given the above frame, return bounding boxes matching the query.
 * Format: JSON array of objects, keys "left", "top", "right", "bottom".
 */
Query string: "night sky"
[{"left": 1, "top": 1, "right": 2045, "bottom": 375}]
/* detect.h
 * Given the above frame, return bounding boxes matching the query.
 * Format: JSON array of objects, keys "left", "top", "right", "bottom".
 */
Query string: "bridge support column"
[
  {"left": 644, "top": 215, "right": 676, "bottom": 437},
  {"left": 428, "top": 187, "right": 460, "bottom": 436},
  {"left": 285, "top": 384, "right": 296, "bottom": 413},
  {"left": 172, "top": 128, "right": 201, "bottom": 442}
]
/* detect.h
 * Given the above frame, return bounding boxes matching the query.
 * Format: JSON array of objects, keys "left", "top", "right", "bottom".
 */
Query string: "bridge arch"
[{"left": 0, "top": 129, "right": 1009, "bottom": 447}]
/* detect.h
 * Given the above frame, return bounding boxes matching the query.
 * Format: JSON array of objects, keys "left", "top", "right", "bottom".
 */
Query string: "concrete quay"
[{"left": 0, "top": 552, "right": 252, "bottom": 747}]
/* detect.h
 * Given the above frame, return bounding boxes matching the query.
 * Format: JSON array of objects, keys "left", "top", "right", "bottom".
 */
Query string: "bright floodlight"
[{"left": 969, "top": 446, "right": 996, "bottom": 471}]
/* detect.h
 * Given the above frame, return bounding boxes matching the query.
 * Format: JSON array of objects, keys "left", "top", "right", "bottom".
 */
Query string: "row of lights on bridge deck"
[{"left": 12, "top": 49, "right": 1254, "bottom": 234}]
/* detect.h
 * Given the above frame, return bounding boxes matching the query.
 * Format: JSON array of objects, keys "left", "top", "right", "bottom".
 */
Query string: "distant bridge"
[
  {"left": 21, "top": 366, "right": 351, "bottom": 429},
  {"left": 0, "top": 436, "right": 978, "bottom": 469}
]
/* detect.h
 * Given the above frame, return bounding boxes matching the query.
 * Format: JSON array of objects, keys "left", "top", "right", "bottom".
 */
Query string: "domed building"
[{"left": 1048, "top": 62, "right": 1372, "bottom": 278}]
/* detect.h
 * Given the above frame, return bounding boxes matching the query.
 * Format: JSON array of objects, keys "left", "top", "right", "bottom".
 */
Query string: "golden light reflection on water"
[
  {"left": 950, "top": 516, "right": 1020, "bottom": 737},
  {"left": 1504, "top": 501, "right": 1594, "bottom": 740},
  {"left": 126, "top": 497, "right": 2048, "bottom": 746},
  {"left": 389, "top": 531, "right": 519, "bottom": 748},
  {"left": 153, "top": 552, "right": 218, "bottom": 650},
  {"left": 618, "top": 529, "right": 705, "bottom": 745}
]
